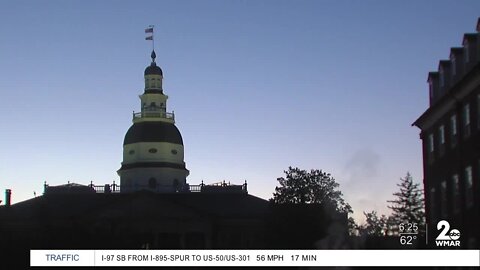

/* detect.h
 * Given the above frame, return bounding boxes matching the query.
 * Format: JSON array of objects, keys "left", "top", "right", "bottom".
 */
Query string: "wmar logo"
[{"left": 435, "top": 220, "right": 461, "bottom": 247}]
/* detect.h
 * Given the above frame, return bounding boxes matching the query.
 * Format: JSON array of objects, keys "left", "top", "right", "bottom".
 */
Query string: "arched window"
[{"left": 149, "top": 178, "right": 157, "bottom": 189}]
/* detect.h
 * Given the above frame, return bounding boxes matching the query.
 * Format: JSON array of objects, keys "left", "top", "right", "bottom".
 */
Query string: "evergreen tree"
[{"left": 387, "top": 172, "right": 425, "bottom": 234}]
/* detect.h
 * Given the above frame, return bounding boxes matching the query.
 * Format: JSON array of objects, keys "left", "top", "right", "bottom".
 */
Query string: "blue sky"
[{"left": 0, "top": 0, "right": 479, "bottom": 222}]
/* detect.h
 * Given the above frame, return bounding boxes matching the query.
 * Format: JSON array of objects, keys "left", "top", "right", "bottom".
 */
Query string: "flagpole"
[
  {"left": 145, "top": 25, "right": 155, "bottom": 59},
  {"left": 151, "top": 25, "right": 155, "bottom": 52}
]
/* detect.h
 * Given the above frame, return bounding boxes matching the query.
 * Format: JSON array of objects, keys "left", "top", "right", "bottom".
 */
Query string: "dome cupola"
[{"left": 144, "top": 50, "right": 164, "bottom": 92}]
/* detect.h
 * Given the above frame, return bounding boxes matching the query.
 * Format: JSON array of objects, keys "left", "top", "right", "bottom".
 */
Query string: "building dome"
[
  {"left": 124, "top": 121, "right": 183, "bottom": 146},
  {"left": 144, "top": 62, "right": 163, "bottom": 76}
]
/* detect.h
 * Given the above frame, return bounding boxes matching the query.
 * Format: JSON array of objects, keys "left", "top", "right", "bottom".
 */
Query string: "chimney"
[{"left": 5, "top": 189, "right": 11, "bottom": 206}]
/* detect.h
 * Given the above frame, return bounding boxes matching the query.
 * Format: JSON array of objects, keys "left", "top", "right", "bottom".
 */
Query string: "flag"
[
  {"left": 145, "top": 36, "right": 153, "bottom": 40},
  {"left": 145, "top": 27, "right": 153, "bottom": 33}
]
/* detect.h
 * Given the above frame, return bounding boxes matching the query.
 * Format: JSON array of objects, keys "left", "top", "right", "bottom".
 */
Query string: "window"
[
  {"left": 428, "top": 79, "right": 434, "bottom": 100},
  {"left": 451, "top": 55, "right": 456, "bottom": 76},
  {"left": 451, "top": 114, "right": 457, "bottom": 135},
  {"left": 465, "top": 166, "right": 473, "bottom": 207},
  {"left": 438, "top": 125, "right": 445, "bottom": 156},
  {"left": 450, "top": 114, "right": 457, "bottom": 147},
  {"left": 171, "top": 149, "right": 178, "bottom": 155},
  {"left": 427, "top": 133, "right": 435, "bottom": 163},
  {"left": 464, "top": 104, "right": 471, "bottom": 125},
  {"left": 477, "top": 95, "right": 480, "bottom": 130},
  {"left": 464, "top": 41, "right": 469, "bottom": 63},
  {"left": 452, "top": 174, "right": 460, "bottom": 213},
  {"left": 439, "top": 67, "right": 445, "bottom": 87},
  {"left": 429, "top": 188, "right": 436, "bottom": 221},
  {"left": 148, "top": 148, "right": 157, "bottom": 153},
  {"left": 439, "top": 125, "right": 445, "bottom": 144},
  {"left": 463, "top": 104, "right": 471, "bottom": 138},
  {"left": 129, "top": 150, "right": 135, "bottom": 155},
  {"left": 440, "top": 180, "right": 447, "bottom": 218},
  {"left": 428, "top": 134, "right": 435, "bottom": 152}
]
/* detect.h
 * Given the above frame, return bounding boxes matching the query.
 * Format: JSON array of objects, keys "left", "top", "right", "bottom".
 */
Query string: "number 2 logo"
[{"left": 436, "top": 220, "right": 461, "bottom": 240}]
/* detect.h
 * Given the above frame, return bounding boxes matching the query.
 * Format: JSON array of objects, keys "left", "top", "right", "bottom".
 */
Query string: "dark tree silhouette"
[
  {"left": 358, "top": 210, "right": 388, "bottom": 236},
  {"left": 271, "top": 167, "right": 352, "bottom": 214},
  {"left": 387, "top": 172, "right": 425, "bottom": 233},
  {"left": 268, "top": 167, "right": 353, "bottom": 248},
  {"left": 348, "top": 216, "right": 358, "bottom": 236}
]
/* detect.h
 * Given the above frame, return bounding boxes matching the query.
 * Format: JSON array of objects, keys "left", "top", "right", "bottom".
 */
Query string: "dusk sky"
[{"left": 1, "top": 1, "right": 479, "bottom": 222}]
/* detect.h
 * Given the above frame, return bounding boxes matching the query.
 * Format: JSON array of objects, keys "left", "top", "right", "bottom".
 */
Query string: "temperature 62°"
[{"left": 400, "top": 235, "right": 416, "bottom": 245}]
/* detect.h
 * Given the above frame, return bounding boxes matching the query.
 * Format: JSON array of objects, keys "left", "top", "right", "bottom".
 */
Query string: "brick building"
[{"left": 413, "top": 18, "right": 480, "bottom": 248}]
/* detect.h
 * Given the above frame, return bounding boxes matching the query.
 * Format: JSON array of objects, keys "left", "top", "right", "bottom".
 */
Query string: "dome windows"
[
  {"left": 148, "top": 148, "right": 158, "bottom": 153},
  {"left": 171, "top": 149, "right": 178, "bottom": 155}
]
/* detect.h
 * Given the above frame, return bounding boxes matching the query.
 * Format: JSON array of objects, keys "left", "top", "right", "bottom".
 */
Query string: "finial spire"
[{"left": 151, "top": 50, "right": 156, "bottom": 63}]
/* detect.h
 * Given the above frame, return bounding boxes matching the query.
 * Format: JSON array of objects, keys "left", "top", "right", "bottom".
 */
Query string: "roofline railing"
[
  {"left": 43, "top": 180, "right": 248, "bottom": 195},
  {"left": 132, "top": 111, "right": 175, "bottom": 121}
]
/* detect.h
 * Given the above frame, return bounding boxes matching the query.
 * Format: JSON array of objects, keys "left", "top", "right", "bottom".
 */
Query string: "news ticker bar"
[{"left": 30, "top": 249, "right": 480, "bottom": 267}]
